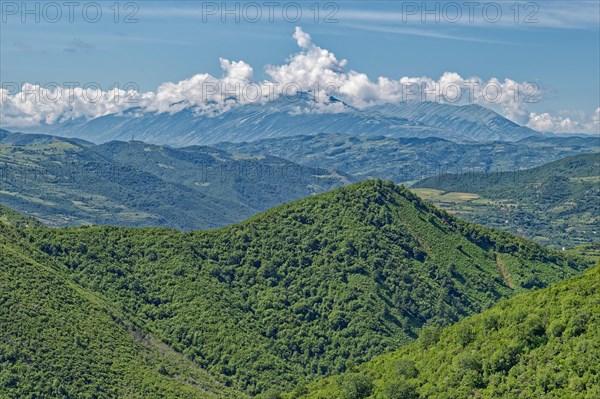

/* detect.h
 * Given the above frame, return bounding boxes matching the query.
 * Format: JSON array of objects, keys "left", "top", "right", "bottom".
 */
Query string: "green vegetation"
[
  {"left": 290, "top": 264, "right": 600, "bottom": 399},
  {"left": 0, "top": 134, "right": 348, "bottom": 229},
  {"left": 564, "top": 242, "right": 600, "bottom": 263},
  {"left": 2, "top": 180, "right": 589, "bottom": 396},
  {"left": 0, "top": 220, "right": 243, "bottom": 398},
  {"left": 413, "top": 153, "right": 600, "bottom": 248},
  {"left": 216, "top": 133, "right": 599, "bottom": 183}
]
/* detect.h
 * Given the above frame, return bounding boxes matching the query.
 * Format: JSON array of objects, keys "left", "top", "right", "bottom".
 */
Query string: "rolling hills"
[
  {"left": 412, "top": 153, "right": 600, "bottom": 248},
  {"left": 0, "top": 132, "right": 348, "bottom": 229},
  {"left": 216, "top": 133, "right": 599, "bottom": 183},
  {"left": 3, "top": 130, "right": 596, "bottom": 238},
  {"left": 2, "top": 180, "right": 590, "bottom": 396},
  {"left": 291, "top": 263, "right": 600, "bottom": 399}
]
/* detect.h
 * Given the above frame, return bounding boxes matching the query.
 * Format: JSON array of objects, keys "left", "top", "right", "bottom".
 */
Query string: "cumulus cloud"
[
  {"left": 0, "top": 83, "right": 150, "bottom": 127},
  {"left": 0, "top": 27, "right": 595, "bottom": 134},
  {"left": 267, "top": 27, "right": 537, "bottom": 123},
  {"left": 527, "top": 108, "right": 600, "bottom": 134}
]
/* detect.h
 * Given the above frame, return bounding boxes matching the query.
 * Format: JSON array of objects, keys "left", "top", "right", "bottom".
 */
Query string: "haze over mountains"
[
  {"left": 0, "top": 131, "right": 349, "bottom": 229},
  {"left": 9, "top": 98, "right": 553, "bottom": 147}
]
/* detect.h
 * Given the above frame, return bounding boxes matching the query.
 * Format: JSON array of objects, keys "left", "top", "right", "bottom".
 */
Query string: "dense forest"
[
  {"left": 291, "top": 264, "right": 599, "bottom": 398},
  {"left": 0, "top": 216, "right": 244, "bottom": 398},
  {"left": 0, "top": 180, "right": 591, "bottom": 397}
]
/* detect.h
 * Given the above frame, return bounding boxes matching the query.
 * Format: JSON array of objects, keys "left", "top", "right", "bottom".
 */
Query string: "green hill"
[
  {"left": 290, "top": 264, "right": 600, "bottom": 399},
  {"left": 5, "top": 180, "right": 589, "bottom": 396},
  {"left": 412, "top": 153, "right": 600, "bottom": 248},
  {"left": 0, "top": 133, "right": 348, "bottom": 229},
  {"left": 0, "top": 220, "right": 243, "bottom": 398}
]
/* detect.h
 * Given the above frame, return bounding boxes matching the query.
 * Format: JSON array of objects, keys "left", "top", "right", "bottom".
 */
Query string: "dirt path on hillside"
[{"left": 495, "top": 253, "right": 514, "bottom": 289}]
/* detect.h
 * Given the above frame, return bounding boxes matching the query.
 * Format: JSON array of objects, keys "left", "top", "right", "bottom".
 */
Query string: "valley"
[{"left": 2, "top": 13, "right": 599, "bottom": 398}]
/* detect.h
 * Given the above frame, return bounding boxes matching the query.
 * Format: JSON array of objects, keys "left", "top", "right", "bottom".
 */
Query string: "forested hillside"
[
  {"left": 292, "top": 264, "right": 600, "bottom": 399},
  {"left": 3, "top": 180, "right": 589, "bottom": 396},
  {"left": 216, "top": 133, "right": 598, "bottom": 182},
  {"left": 0, "top": 133, "right": 348, "bottom": 229},
  {"left": 413, "top": 153, "right": 600, "bottom": 248},
  {"left": 0, "top": 219, "right": 243, "bottom": 399}
]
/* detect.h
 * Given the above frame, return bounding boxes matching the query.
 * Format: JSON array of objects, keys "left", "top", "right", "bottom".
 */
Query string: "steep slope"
[
  {"left": 292, "top": 264, "right": 600, "bottom": 399},
  {"left": 373, "top": 102, "right": 540, "bottom": 141},
  {"left": 0, "top": 134, "right": 348, "bottom": 229},
  {"left": 18, "top": 180, "right": 589, "bottom": 395},
  {"left": 412, "top": 153, "right": 600, "bottom": 248},
  {"left": 216, "top": 133, "right": 599, "bottom": 182},
  {"left": 0, "top": 221, "right": 243, "bottom": 398}
]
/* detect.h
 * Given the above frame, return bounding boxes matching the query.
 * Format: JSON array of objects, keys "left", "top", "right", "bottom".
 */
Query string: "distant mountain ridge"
[
  {"left": 372, "top": 101, "right": 539, "bottom": 141},
  {"left": 216, "top": 132, "right": 599, "bottom": 182},
  {"left": 8, "top": 97, "right": 546, "bottom": 146},
  {"left": 0, "top": 128, "right": 92, "bottom": 147}
]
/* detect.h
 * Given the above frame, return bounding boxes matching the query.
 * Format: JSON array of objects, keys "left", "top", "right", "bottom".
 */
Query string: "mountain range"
[
  {"left": 9, "top": 98, "right": 550, "bottom": 146},
  {"left": 371, "top": 101, "right": 539, "bottom": 141},
  {"left": 216, "top": 132, "right": 599, "bottom": 182},
  {"left": 2, "top": 130, "right": 598, "bottom": 246}
]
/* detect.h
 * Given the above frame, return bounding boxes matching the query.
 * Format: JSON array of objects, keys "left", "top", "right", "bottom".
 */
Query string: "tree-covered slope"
[
  {"left": 215, "top": 133, "right": 599, "bottom": 183},
  {"left": 291, "top": 264, "right": 600, "bottom": 399},
  {"left": 16, "top": 180, "right": 589, "bottom": 396},
  {"left": 0, "top": 221, "right": 243, "bottom": 398},
  {"left": 0, "top": 133, "right": 348, "bottom": 229},
  {"left": 412, "top": 153, "right": 600, "bottom": 248},
  {"left": 414, "top": 152, "right": 600, "bottom": 194}
]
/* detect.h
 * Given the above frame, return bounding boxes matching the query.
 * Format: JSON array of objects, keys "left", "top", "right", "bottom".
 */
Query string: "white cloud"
[
  {"left": 0, "top": 27, "right": 595, "bottom": 134},
  {"left": 526, "top": 108, "right": 600, "bottom": 134},
  {"left": 265, "top": 28, "right": 536, "bottom": 123},
  {"left": 0, "top": 84, "right": 152, "bottom": 127}
]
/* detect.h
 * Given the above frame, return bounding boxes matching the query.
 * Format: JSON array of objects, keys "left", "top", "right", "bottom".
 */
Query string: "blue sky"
[{"left": 1, "top": 1, "right": 599, "bottom": 133}]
